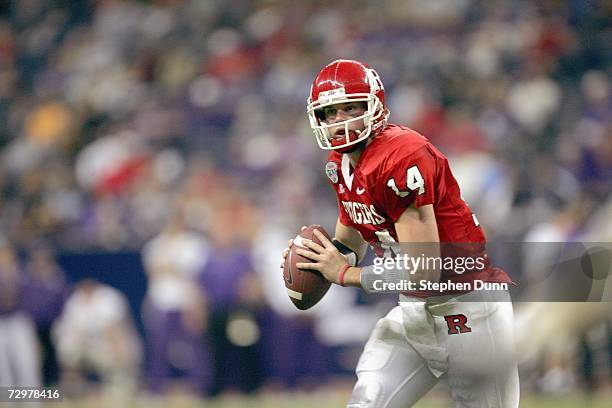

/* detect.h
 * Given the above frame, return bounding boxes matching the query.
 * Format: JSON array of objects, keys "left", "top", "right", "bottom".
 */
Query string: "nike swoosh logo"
[
  {"left": 356, "top": 187, "right": 365, "bottom": 195},
  {"left": 286, "top": 250, "right": 293, "bottom": 285}
]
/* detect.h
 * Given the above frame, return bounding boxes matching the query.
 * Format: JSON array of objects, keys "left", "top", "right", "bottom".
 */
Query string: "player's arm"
[
  {"left": 333, "top": 218, "right": 368, "bottom": 265},
  {"left": 393, "top": 203, "right": 440, "bottom": 282},
  {"left": 338, "top": 204, "right": 440, "bottom": 287}
]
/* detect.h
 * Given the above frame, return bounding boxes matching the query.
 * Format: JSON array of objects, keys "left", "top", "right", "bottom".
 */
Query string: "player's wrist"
[
  {"left": 340, "top": 266, "right": 362, "bottom": 287},
  {"left": 332, "top": 239, "right": 358, "bottom": 266},
  {"left": 338, "top": 263, "right": 350, "bottom": 286}
]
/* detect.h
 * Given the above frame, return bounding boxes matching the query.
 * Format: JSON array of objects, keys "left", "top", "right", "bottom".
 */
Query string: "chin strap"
[{"left": 332, "top": 239, "right": 358, "bottom": 267}]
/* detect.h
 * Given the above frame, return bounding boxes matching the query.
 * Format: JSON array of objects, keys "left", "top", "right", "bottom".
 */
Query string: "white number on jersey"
[
  {"left": 406, "top": 165, "right": 425, "bottom": 195},
  {"left": 374, "top": 229, "right": 400, "bottom": 261},
  {"left": 387, "top": 165, "right": 425, "bottom": 197},
  {"left": 460, "top": 195, "right": 480, "bottom": 227}
]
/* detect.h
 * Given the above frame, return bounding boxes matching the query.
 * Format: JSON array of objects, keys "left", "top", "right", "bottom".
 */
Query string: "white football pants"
[
  {"left": 347, "top": 290, "right": 519, "bottom": 407},
  {"left": 0, "top": 313, "right": 41, "bottom": 387}
]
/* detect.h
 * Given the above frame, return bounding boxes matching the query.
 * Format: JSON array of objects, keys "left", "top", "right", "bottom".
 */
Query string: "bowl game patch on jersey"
[{"left": 325, "top": 161, "right": 338, "bottom": 183}]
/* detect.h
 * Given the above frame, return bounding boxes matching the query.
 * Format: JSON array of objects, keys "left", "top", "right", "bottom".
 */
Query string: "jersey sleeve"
[{"left": 376, "top": 145, "right": 438, "bottom": 222}]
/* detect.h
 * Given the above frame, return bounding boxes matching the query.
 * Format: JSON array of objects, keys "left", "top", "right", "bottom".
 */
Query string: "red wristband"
[{"left": 338, "top": 263, "right": 350, "bottom": 287}]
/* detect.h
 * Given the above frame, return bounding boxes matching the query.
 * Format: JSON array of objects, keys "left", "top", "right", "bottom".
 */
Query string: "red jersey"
[{"left": 325, "top": 124, "right": 511, "bottom": 296}]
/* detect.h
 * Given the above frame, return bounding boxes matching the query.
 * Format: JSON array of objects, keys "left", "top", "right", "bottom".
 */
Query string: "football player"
[{"left": 282, "top": 60, "right": 519, "bottom": 407}]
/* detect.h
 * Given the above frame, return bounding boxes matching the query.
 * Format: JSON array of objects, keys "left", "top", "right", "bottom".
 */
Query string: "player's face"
[{"left": 320, "top": 102, "right": 367, "bottom": 140}]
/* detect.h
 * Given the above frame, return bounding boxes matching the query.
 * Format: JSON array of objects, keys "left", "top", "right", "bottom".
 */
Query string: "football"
[{"left": 283, "top": 225, "right": 332, "bottom": 310}]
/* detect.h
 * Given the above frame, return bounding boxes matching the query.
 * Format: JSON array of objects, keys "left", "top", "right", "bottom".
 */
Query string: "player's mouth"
[{"left": 332, "top": 128, "right": 346, "bottom": 139}]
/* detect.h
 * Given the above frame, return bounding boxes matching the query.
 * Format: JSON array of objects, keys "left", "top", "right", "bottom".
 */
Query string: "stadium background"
[{"left": 0, "top": 0, "right": 609, "bottom": 406}]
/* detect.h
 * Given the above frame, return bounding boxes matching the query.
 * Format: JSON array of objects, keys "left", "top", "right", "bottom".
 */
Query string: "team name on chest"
[{"left": 341, "top": 201, "right": 386, "bottom": 225}]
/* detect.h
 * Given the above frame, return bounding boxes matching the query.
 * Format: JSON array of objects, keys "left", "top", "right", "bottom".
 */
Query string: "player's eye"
[
  {"left": 323, "top": 107, "right": 337, "bottom": 118},
  {"left": 343, "top": 103, "right": 367, "bottom": 115}
]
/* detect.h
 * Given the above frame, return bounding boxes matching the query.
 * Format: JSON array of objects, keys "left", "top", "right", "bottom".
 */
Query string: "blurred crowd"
[
  {"left": 0, "top": 0, "right": 610, "bottom": 400},
  {"left": 0, "top": 0, "right": 610, "bottom": 251}
]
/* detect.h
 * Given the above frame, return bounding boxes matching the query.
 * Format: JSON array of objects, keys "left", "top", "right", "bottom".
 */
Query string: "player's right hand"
[{"left": 280, "top": 226, "right": 307, "bottom": 268}]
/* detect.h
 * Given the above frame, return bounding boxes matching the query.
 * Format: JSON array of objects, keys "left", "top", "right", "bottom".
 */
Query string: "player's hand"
[
  {"left": 295, "top": 229, "right": 348, "bottom": 285},
  {"left": 280, "top": 226, "right": 307, "bottom": 268}
]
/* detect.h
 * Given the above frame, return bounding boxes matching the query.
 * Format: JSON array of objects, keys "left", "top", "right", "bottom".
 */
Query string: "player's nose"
[{"left": 330, "top": 109, "right": 351, "bottom": 124}]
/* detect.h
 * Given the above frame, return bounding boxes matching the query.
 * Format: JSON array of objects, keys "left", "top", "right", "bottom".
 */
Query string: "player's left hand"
[{"left": 296, "top": 229, "right": 348, "bottom": 285}]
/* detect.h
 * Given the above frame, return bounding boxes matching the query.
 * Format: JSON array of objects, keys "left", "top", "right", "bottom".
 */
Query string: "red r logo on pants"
[{"left": 444, "top": 314, "right": 472, "bottom": 335}]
